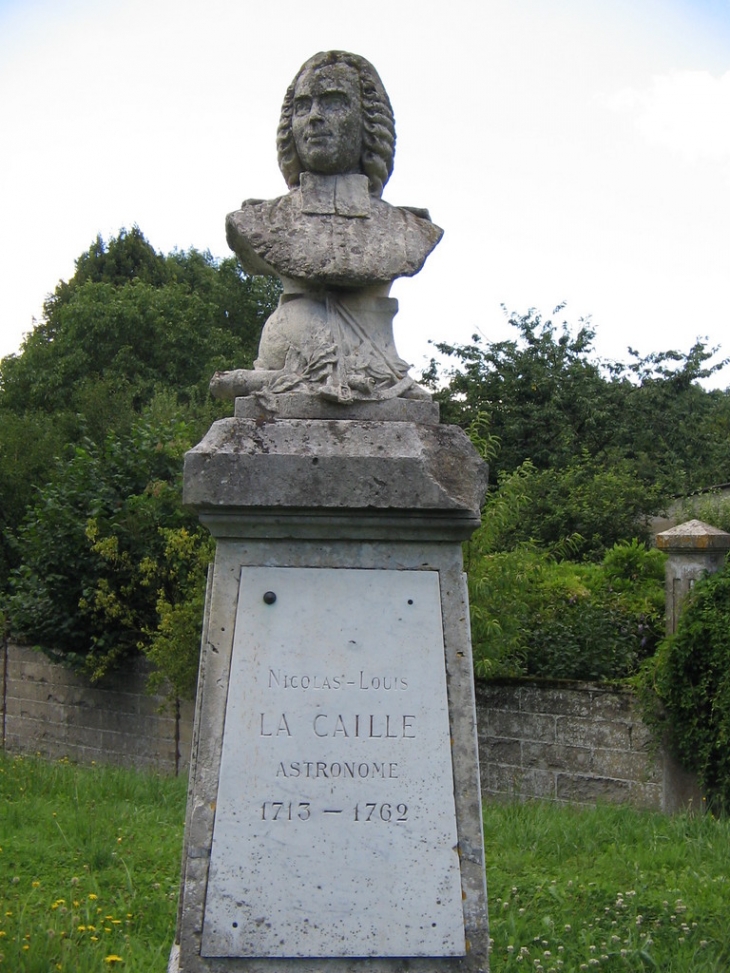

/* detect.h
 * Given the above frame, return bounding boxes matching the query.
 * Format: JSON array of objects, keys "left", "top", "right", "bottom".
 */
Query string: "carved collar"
[{"left": 299, "top": 172, "right": 371, "bottom": 218}]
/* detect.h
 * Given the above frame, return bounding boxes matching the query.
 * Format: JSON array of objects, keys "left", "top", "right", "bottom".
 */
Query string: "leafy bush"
[
  {"left": 647, "top": 559, "right": 730, "bottom": 812},
  {"left": 4, "top": 398, "right": 211, "bottom": 695},
  {"left": 466, "top": 482, "right": 666, "bottom": 680},
  {"left": 478, "top": 456, "right": 662, "bottom": 561}
]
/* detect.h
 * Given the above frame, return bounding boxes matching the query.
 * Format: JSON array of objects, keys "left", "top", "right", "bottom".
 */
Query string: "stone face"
[{"left": 201, "top": 567, "right": 464, "bottom": 958}]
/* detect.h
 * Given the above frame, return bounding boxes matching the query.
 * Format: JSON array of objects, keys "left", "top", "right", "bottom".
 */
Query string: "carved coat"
[{"left": 226, "top": 173, "right": 443, "bottom": 289}]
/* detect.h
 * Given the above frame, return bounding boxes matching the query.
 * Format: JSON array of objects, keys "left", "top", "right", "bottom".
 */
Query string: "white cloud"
[{"left": 607, "top": 70, "right": 730, "bottom": 163}]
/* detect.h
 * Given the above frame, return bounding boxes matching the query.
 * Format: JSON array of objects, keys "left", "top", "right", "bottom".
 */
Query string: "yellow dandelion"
[
  {"left": 104, "top": 956, "right": 123, "bottom": 964},
  {"left": 91, "top": 936, "right": 99, "bottom": 942},
  {"left": 77, "top": 925, "right": 86, "bottom": 932},
  {"left": 88, "top": 893, "right": 98, "bottom": 901},
  {"left": 32, "top": 881, "right": 40, "bottom": 887}
]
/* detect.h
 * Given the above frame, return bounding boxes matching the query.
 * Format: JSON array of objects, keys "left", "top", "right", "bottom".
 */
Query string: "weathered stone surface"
[
  {"left": 227, "top": 181, "right": 442, "bottom": 287},
  {"left": 557, "top": 773, "right": 632, "bottom": 804},
  {"left": 216, "top": 52, "right": 443, "bottom": 405},
  {"left": 233, "top": 392, "right": 439, "bottom": 423},
  {"left": 656, "top": 518, "right": 730, "bottom": 551},
  {"left": 521, "top": 742, "right": 593, "bottom": 773},
  {"left": 183, "top": 418, "right": 488, "bottom": 524},
  {"left": 555, "top": 716, "right": 631, "bottom": 751},
  {"left": 3, "top": 643, "right": 189, "bottom": 774},
  {"left": 173, "top": 537, "right": 489, "bottom": 973},
  {"left": 202, "top": 568, "right": 464, "bottom": 958},
  {"left": 475, "top": 680, "right": 701, "bottom": 813},
  {"left": 488, "top": 709, "right": 556, "bottom": 743},
  {"left": 657, "top": 519, "right": 730, "bottom": 634}
]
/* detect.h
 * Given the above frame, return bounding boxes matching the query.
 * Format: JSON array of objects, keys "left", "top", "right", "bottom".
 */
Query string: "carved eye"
[{"left": 293, "top": 97, "right": 312, "bottom": 116}]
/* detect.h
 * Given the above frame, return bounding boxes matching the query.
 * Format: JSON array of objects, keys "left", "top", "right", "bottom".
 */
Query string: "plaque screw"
[{"left": 263, "top": 591, "right": 277, "bottom": 605}]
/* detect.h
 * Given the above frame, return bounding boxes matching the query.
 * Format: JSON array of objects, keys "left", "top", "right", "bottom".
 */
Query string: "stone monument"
[{"left": 170, "top": 51, "right": 490, "bottom": 973}]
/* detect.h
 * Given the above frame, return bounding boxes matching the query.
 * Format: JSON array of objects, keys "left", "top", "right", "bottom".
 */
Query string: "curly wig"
[{"left": 277, "top": 51, "right": 396, "bottom": 197}]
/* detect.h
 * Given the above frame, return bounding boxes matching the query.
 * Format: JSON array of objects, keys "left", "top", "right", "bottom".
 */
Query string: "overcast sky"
[{"left": 1, "top": 0, "right": 729, "bottom": 387}]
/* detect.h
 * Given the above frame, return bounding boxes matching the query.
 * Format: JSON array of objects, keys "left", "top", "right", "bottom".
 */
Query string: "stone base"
[
  {"left": 234, "top": 392, "right": 440, "bottom": 424},
  {"left": 183, "top": 417, "right": 487, "bottom": 525},
  {"left": 173, "top": 417, "right": 490, "bottom": 972}
]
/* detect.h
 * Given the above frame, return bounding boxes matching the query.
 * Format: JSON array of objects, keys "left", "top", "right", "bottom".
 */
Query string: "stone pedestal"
[{"left": 171, "top": 399, "right": 490, "bottom": 973}]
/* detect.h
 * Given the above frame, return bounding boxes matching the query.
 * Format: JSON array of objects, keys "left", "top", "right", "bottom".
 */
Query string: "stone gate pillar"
[{"left": 656, "top": 519, "right": 730, "bottom": 635}]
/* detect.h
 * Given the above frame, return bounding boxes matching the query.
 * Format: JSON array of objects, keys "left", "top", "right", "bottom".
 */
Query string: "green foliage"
[
  {"left": 5, "top": 400, "right": 210, "bottom": 691},
  {"left": 5, "top": 755, "right": 730, "bottom": 970},
  {"left": 141, "top": 527, "right": 215, "bottom": 700},
  {"left": 0, "top": 410, "right": 75, "bottom": 582},
  {"left": 0, "top": 227, "right": 278, "bottom": 597},
  {"left": 466, "top": 474, "right": 666, "bottom": 680},
  {"left": 648, "top": 560, "right": 730, "bottom": 813},
  {"left": 426, "top": 306, "right": 619, "bottom": 473},
  {"left": 487, "top": 455, "right": 662, "bottom": 560},
  {"left": 425, "top": 306, "right": 730, "bottom": 496},
  {"left": 0, "top": 244, "right": 279, "bottom": 416},
  {"left": 677, "top": 491, "right": 730, "bottom": 534}
]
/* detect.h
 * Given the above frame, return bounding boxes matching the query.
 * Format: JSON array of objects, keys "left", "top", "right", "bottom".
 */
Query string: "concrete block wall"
[
  {"left": 1, "top": 642, "right": 194, "bottom": 775},
  {"left": 2, "top": 642, "right": 701, "bottom": 811},
  {"left": 475, "top": 680, "right": 701, "bottom": 813}
]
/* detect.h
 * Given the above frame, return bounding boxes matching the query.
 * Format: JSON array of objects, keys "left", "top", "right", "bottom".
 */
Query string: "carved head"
[{"left": 277, "top": 51, "right": 395, "bottom": 197}]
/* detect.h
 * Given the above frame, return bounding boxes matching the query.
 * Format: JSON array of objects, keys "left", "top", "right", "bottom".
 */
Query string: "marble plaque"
[{"left": 201, "top": 567, "right": 465, "bottom": 958}]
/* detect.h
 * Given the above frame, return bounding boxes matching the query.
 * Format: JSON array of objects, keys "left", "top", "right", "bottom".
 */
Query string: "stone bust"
[{"left": 216, "top": 51, "right": 443, "bottom": 404}]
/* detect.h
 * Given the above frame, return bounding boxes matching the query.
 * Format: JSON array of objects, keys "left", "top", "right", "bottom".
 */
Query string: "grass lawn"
[
  {"left": 484, "top": 801, "right": 730, "bottom": 971},
  {"left": 0, "top": 754, "right": 186, "bottom": 972},
  {"left": 1, "top": 754, "right": 729, "bottom": 971}
]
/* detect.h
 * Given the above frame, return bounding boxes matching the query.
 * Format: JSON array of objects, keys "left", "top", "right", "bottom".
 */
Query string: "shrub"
[
  {"left": 467, "top": 517, "right": 666, "bottom": 680},
  {"left": 648, "top": 559, "right": 730, "bottom": 812},
  {"left": 4, "top": 398, "right": 210, "bottom": 695}
]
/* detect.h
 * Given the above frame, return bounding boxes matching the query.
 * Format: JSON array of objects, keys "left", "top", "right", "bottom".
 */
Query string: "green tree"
[
  {"left": 5, "top": 399, "right": 209, "bottom": 691},
  {"left": 426, "top": 307, "right": 730, "bottom": 495},
  {"left": 0, "top": 229, "right": 280, "bottom": 416},
  {"left": 0, "top": 228, "right": 280, "bottom": 591},
  {"left": 425, "top": 307, "right": 626, "bottom": 473}
]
